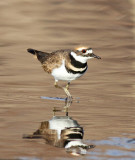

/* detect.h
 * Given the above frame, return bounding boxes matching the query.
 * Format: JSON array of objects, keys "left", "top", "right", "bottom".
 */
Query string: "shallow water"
[{"left": 0, "top": 0, "right": 135, "bottom": 159}]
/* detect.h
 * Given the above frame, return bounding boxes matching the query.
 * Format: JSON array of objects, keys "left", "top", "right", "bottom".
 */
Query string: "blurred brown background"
[{"left": 0, "top": 0, "right": 134, "bottom": 159}]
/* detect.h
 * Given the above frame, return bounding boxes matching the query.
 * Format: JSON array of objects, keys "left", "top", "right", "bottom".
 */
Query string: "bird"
[{"left": 27, "top": 47, "right": 101, "bottom": 107}]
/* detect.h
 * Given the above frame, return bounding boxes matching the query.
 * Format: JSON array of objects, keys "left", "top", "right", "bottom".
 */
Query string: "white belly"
[
  {"left": 51, "top": 60, "right": 83, "bottom": 81},
  {"left": 49, "top": 116, "right": 79, "bottom": 139}
]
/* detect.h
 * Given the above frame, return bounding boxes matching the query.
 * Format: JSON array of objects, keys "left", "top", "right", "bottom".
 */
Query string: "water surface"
[{"left": 0, "top": 0, "right": 134, "bottom": 159}]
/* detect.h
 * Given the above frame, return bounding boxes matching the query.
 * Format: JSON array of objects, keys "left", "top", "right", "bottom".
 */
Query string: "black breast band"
[
  {"left": 69, "top": 54, "right": 87, "bottom": 68},
  {"left": 65, "top": 66, "right": 88, "bottom": 74}
]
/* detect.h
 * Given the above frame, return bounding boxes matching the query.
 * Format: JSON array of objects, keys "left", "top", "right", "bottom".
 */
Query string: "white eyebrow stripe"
[{"left": 84, "top": 49, "right": 93, "bottom": 55}]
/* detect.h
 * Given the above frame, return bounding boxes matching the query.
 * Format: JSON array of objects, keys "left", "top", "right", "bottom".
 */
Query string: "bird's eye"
[{"left": 82, "top": 49, "right": 86, "bottom": 53}]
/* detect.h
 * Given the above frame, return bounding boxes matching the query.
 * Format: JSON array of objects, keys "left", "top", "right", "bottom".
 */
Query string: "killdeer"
[{"left": 27, "top": 47, "right": 101, "bottom": 106}]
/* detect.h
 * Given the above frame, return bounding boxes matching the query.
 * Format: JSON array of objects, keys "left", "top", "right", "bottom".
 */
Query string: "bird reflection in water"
[{"left": 23, "top": 116, "right": 95, "bottom": 156}]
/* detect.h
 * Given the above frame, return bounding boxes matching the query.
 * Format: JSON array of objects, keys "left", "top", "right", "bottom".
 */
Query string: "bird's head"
[
  {"left": 66, "top": 146, "right": 87, "bottom": 156},
  {"left": 76, "top": 47, "right": 101, "bottom": 59},
  {"left": 70, "top": 47, "right": 101, "bottom": 63},
  {"left": 66, "top": 144, "right": 95, "bottom": 156}
]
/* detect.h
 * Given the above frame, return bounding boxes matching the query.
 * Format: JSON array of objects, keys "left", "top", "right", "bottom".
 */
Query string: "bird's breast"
[
  {"left": 65, "top": 63, "right": 87, "bottom": 74},
  {"left": 51, "top": 60, "right": 87, "bottom": 81}
]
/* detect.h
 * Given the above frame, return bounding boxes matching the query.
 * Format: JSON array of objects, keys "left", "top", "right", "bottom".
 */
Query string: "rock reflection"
[{"left": 23, "top": 116, "right": 95, "bottom": 156}]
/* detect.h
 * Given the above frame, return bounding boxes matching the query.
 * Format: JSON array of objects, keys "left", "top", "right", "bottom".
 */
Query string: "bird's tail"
[
  {"left": 27, "top": 48, "right": 49, "bottom": 63},
  {"left": 27, "top": 48, "right": 42, "bottom": 55}
]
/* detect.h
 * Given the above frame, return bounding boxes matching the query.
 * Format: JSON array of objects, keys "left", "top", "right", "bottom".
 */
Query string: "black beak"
[{"left": 90, "top": 53, "right": 101, "bottom": 59}]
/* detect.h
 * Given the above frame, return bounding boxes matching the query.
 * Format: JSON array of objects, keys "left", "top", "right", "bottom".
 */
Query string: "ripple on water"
[{"left": 87, "top": 137, "right": 135, "bottom": 159}]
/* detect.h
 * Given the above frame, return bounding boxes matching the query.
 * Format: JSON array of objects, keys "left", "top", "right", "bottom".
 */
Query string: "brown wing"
[
  {"left": 42, "top": 49, "right": 71, "bottom": 74},
  {"left": 28, "top": 48, "right": 72, "bottom": 74}
]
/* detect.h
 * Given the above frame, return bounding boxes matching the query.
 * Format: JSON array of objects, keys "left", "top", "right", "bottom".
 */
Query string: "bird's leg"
[
  {"left": 54, "top": 81, "right": 71, "bottom": 99},
  {"left": 54, "top": 81, "right": 71, "bottom": 98},
  {"left": 65, "top": 82, "right": 70, "bottom": 90},
  {"left": 66, "top": 82, "right": 72, "bottom": 102},
  {"left": 63, "top": 82, "right": 73, "bottom": 110},
  {"left": 63, "top": 87, "right": 72, "bottom": 116},
  {"left": 54, "top": 81, "right": 62, "bottom": 89},
  {"left": 64, "top": 82, "right": 71, "bottom": 98},
  {"left": 54, "top": 81, "right": 72, "bottom": 115}
]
